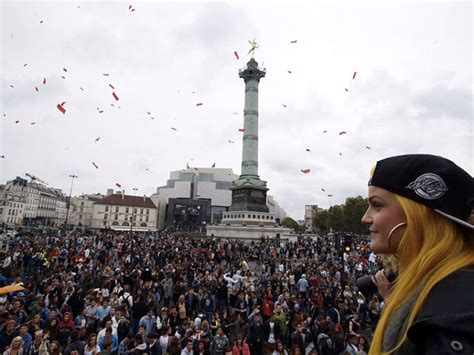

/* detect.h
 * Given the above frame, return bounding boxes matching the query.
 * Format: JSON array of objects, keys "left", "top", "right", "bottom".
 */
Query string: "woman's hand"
[{"left": 372, "top": 271, "right": 391, "bottom": 301}]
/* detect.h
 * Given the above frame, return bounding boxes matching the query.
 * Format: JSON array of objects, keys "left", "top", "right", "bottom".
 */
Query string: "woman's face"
[
  {"left": 362, "top": 186, "right": 407, "bottom": 254},
  {"left": 13, "top": 339, "right": 21, "bottom": 348}
]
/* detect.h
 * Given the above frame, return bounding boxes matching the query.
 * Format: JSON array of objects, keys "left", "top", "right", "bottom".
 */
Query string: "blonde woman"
[
  {"left": 362, "top": 154, "right": 474, "bottom": 354},
  {"left": 3, "top": 337, "right": 23, "bottom": 355}
]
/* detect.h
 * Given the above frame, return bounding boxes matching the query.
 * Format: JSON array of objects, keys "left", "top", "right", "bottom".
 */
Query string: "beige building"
[
  {"left": 92, "top": 191, "right": 158, "bottom": 232},
  {"left": 69, "top": 194, "right": 104, "bottom": 228}
]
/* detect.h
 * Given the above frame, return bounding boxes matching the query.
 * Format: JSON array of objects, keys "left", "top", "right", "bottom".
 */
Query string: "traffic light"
[{"left": 343, "top": 235, "right": 353, "bottom": 252}]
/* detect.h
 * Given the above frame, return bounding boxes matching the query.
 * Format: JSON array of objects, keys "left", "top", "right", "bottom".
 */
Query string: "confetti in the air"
[
  {"left": 35, "top": 87, "right": 39, "bottom": 92},
  {"left": 282, "top": 104, "right": 287, "bottom": 108},
  {"left": 0, "top": 156, "right": 4, "bottom": 159},
  {"left": 353, "top": 72, "right": 357, "bottom": 80},
  {"left": 61, "top": 76, "right": 66, "bottom": 79},
  {"left": 288, "top": 70, "right": 292, "bottom": 74},
  {"left": 306, "top": 148, "right": 310, "bottom": 152},
  {"left": 323, "top": 130, "right": 327, "bottom": 133},
  {"left": 301, "top": 169, "right": 311, "bottom": 174},
  {"left": 171, "top": 127, "right": 177, "bottom": 131},
  {"left": 321, "top": 188, "right": 326, "bottom": 192},
  {"left": 30, "top": 122, "right": 36, "bottom": 125},
  {"left": 238, "top": 128, "right": 245, "bottom": 132},
  {"left": 80, "top": 87, "right": 84, "bottom": 91},
  {"left": 43, "top": 78, "right": 46, "bottom": 84},
  {"left": 339, "top": 152, "right": 342, "bottom": 156},
  {"left": 103, "top": 73, "right": 109, "bottom": 76},
  {"left": 95, "top": 137, "right": 101, "bottom": 143},
  {"left": 345, "top": 88, "right": 348, "bottom": 92},
  {"left": 92, "top": 162, "right": 99, "bottom": 169},
  {"left": 290, "top": 40, "right": 298, "bottom": 43},
  {"left": 109, "top": 84, "right": 115, "bottom": 89},
  {"left": 339, "top": 131, "right": 347, "bottom": 135},
  {"left": 98, "top": 110, "right": 104, "bottom": 114},
  {"left": 63, "top": 68, "right": 68, "bottom": 72},
  {"left": 145, "top": 168, "right": 150, "bottom": 171},
  {"left": 112, "top": 92, "right": 119, "bottom": 101},
  {"left": 233, "top": 112, "right": 238, "bottom": 115},
  {"left": 366, "top": 146, "right": 371, "bottom": 150},
  {"left": 23, "top": 63, "right": 27, "bottom": 67},
  {"left": 196, "top": 102, "right": 203, "bottom": 106},
  {"left": 40, "top": 20, "right": 43, "bottom": 24},
  {"left": 57, "top": 103, "right": 66, "bottom": 114},
  {"left": 115, "top": 183, "right": 122, "bottom": 188},
  {"left": 9, "top": 85, "right": 14, "bottom": 88},
  {"left": 234, "top": 51, "right": 240, "bottom": 60},
  {"left": 228, "top": 140, "right": 235, "bottom": 143},
  {"left": 15, "top": 120, "right": 20, "bottom": 124}
]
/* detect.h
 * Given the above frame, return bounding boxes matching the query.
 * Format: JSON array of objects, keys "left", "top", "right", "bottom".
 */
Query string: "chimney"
[
  {"left": 107, "top": 189, "right": 113, "bottom": 196},
  {"left": 122, "top": 190, "right": 125, "bottom": 200},
  {"left": 143, "top": 195, "right": 146, "bottom": 202}
]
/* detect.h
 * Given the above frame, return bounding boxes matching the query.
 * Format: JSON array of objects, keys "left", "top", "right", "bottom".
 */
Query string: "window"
[
  {"left": 125, "top": 207, "right": 129, "bottom": 213},
  {"left": 146, "top": 209, "right": 149, "bottom": 214},
  {"left": 133, "top": 208, "right": 137, "bottom": 213},
  {"left": 140, "top": 223, "right": 147, "bottom": 227},
  {"left": 114, "top": 214, "right": 118, "bottom": 220},
  {"left": 116, "top": 206, "right": 119, "bottom": 212},
  {"left": 146, "top": 216, "right": 149, "bottom": 222},
  {"left": 79, "top": 215, "right": 82, "bottom": 220},
  {"left": 81, "top": 201, "right": 84, "bottom": 206},
  {"left": 104, "top": 213, "right": 108, "bottom": 219},
  {"left": 140, "top": 208, "right": 143, "bottom": 214},
  {"left": 103, "top": 221, "right": 107, "bottom": 226},
  {"left": 122, "top": 222, "right": 129, "bottom": 226},
  {"left": 105, "top": 206, "right": 109, "bottom": 212}
]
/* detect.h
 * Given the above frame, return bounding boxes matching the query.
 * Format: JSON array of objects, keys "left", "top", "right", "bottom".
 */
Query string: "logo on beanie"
[{"left": 406, "top": 173, "right": 448, "bottom": 200}]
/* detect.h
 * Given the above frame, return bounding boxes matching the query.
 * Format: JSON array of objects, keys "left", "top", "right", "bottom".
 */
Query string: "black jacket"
[
  {"left": 263, "top": 320, "right": 282, "bottom": 342},
  {"left": 402, "top": 265, "right": 474, "bottom": 354}
]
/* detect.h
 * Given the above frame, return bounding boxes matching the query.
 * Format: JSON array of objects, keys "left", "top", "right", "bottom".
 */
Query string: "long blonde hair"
[{"left": 369, "top": 194, "right": 474, "bottom": 354}]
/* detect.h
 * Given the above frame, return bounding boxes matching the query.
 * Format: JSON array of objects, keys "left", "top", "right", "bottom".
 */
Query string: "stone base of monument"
[{"left": 206, "top": 225, "right": 295, "bottom": 241}]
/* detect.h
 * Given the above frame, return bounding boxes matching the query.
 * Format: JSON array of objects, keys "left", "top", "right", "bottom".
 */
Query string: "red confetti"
[
  {"left": 353, "top": 72, "right": 357, "bottom": 80},
  {"left": 171, "top": 127, "right": 177, "bottom": 131},
  {"left": 290, "top": 40, "right": 298, "bottom": 43},
  {"left": 115, "top": 183, "right": 122, "bottom": 188},
  {"left": 234, "top": 51, "right": 240, "bottom": 60},
  {"left": 57, "top": 103, "right": 66, "bottom": 114},
  {"left": 339, "top": 131, "right": 347, "bottom": 135},
  {"left": 321, "top": 188, "right": 326, "bottom": 192},
  {"left": 109, "top": 84, "right": 115, "bottom": 89},
  {"left": 61, "top": 101, "right": 66, "bottom": 106},
  {"left": 43, "top": 78, "right": 46, "bottom": 84},
  {"left": 238, "top": 128, "right": 245, "bottom": 132},
  {"left": 196, "top": 102, "right": 203, "bottom": 106},
  {"left": 35, "top": 87, "right": 39, "bottom": 92},
  {"left": 345, "top": 88, "right": 348, "bottom": 92},
  {"left": 63, "top": 68, "right": 68, "bottom": 72},
  {"left": 92, "top": 162, "right": 99, "bottom": 169},
  {"left": 112, "top": 92, "right": 119, "bottom": 101},
  {"left": 301, "top": 169, "right": 311, "bottom": 174}
]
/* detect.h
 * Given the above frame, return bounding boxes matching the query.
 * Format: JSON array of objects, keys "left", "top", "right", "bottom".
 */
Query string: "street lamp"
[
  {"left": 130, "top": 188, "right": 138, "bottom": 233},
  {"left": 63, "top": 174, "right": 78, "bottom": 232},
  {"left": 327, "top": 194, "right": 333, "bottom": 233}
]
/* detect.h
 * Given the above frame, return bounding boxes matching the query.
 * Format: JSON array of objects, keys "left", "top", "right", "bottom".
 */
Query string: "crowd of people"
[{"left": 0, "top": 230, "right": 382, "bottom": 355}]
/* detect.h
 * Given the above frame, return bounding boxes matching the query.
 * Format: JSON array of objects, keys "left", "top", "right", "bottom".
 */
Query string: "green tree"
[
  {"left": 281, "top": 217, "right": 301, "bottom": 231},
  {"left": 329, "top": 205, "right": 345, "bottom": 232},
  {"left": 343, "top": 196, "right": 369, "bottom": 234},
  {"left": 313, "top": 210, "right": 330, "bottom": 234}
]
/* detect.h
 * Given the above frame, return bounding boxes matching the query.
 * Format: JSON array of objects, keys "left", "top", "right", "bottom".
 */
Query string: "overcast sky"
[{"left": 1, "top": 0, "right": 472, "bottom": 220}]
